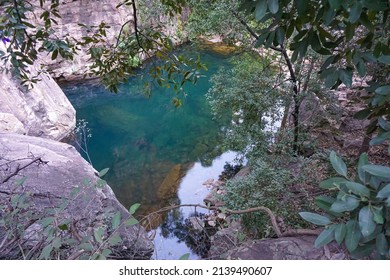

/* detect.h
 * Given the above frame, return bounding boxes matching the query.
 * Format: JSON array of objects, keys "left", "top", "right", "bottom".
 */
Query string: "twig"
[{"left": 1, "top": 156, "right": 47, "bottom": 184}]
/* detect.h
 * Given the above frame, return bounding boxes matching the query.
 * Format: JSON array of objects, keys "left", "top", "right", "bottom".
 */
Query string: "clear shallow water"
[{"left": 62, "top": 47, "right": 235, "bottom": 259}]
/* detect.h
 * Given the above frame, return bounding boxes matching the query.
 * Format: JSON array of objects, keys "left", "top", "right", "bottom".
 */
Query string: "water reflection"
[{"left": 151, "top": 151, "right": 237, "bottom": 260}]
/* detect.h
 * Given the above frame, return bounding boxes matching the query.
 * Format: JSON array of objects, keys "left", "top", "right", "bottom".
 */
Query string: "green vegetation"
[{"left": 1, "top": 0, "right": 390, "bottom": 259}]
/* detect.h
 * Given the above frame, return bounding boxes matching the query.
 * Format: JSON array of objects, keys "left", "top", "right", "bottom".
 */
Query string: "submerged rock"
[
  {"left": 0, "top": 133, "right": 153, "bottom": 259},
  {"left": 156, "top": 164, "right": 183, "bottom": 200}
]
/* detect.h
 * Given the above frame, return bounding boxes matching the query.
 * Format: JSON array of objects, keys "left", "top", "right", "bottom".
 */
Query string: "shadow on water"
[{"left": 62, "top": 46, "right": 237, "bottom": 259}]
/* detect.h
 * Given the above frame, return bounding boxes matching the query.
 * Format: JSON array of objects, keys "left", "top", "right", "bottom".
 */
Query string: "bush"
[
  {"left": 221, "top": 159, "right": 297, "bottom": 238},
  {"left": 300, "top": 151, "right": 390, "bottom": 259}
]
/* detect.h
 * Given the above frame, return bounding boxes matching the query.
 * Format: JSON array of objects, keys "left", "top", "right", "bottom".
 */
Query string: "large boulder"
[
  {"left": 0, "top": 46, "right": 76, "bottom": 141},
  {"left": 0, "top": 133, "right": 153, "bottom": 259}
]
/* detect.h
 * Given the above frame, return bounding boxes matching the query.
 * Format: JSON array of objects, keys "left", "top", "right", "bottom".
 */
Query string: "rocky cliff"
[
  {"left": 44, "top": 0, "right": 133, "bottom": 80},
  {"left": 0, "top": 133, "right": 153, "bottom": 259},
  {"left": 0, "top": 46, "right": 76, "bottom": 141}
]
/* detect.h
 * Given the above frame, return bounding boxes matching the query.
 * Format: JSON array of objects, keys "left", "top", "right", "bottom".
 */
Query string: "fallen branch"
[{"left": 139, "top": 203, "right": 319, "bottom": 238}]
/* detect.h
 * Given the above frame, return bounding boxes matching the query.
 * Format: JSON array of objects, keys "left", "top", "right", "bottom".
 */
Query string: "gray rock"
[
  {"left": 0, "top": 133, "right": 153, "bottom": 259},
  {"left": 221, "top": 235, "right": 345, "bottom": 260},
  {"left": 0, "top": 113, "right": 26, "bottom": 134},
  {"left": 0, "top": 45, "right": 76, "bottom": 141}
]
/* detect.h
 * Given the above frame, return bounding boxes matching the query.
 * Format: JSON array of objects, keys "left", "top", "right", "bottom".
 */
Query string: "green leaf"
[
  {"left": 329, "top": 151, "right": 347, "bottom": 177},
  {"left": 255, "top": 0, "right": 268, "bottom": 21},
  {"left": 58, "top": 224, "right": 68, "bottom": 231},
  {"left": 179, "top": 253, "right": 190, "bottom": 260},
  {"left": 315, "top": 195, "right": 334, "bottom": 209},
  {"left": 108, "top": 235, "right": 122, "bottom": 246},
  {"left": 111, "top": 211, "right": 121, "bottom": 229},
  {"left": 356, "top": 61, "right": 366, "bottom": 77},
  {"left": 345, "top": 220, "right": 361, "bottom": 252},
  {"left": 328, "top": 0, "right": 341, "bottom": 10},
  {"left": 267, "top": 0, "right": 279, "bottom": 14},
  {"left": 310, "top": 32, "right": 322, "bottom": 51},
  {"left": 129, "top": 203, "right": 141, "bottom": 215},
  {"left": 378, "top": 117, "right": 390, "bottom": 131},
  {"left": 354, "top": 108, "right": 372, "bottom": 120},
  {"left": 349, "top": 2, "right": 362, "bottom": 23},
  {"left": 98, "top": 168, "right": 110, "bottom": 178},
  {"left": 296, "top": 0, "right": 308, "bottom": 15},
  {"left": 359, "top": 206, "right": 376, "bottom": 237},
  {"left": 334, "top": 223, "right": 347, "bottom": 245},
  {"left": 372, "top": 207, "right": 384, "bottom": 224},
  {"left": 344, "top": 182, "right": 370, "bottom": 197},
  {"left": 378, "top": 55, "right": 390, "bottom": 64},
  {"left": 94, "top": 228, "right": 104, "bottom": 244},
  {"left": 101, "top": 249, "right": 112, "bottom": 258},
  {"left": 40, "top": 217, "right": 54, "bottom": 228},
  {"left": 79, "top": 242, "right": 94, "bottom": 251},
  {"left": 125, "top": 217, "right": 139, "bottom": 226},
  {"left": 375, "top": 85, "right": 390, "bottom": 95},
  {"left": 362, "top": 165, "right": 390, "bottom": 179},
  {"left": 330, "top": 196, "right": 360, "bottom": 213},
  {"left": 51, "top": 49, "right": 58, "bottom": 60},
  {"left": 370, "top": 132, "right": 390, "bottom": 145},
  {"left": 315, "top": 227, "right": 335, "bottom": 248},
  {"left": 377, "top": 184, "right": 390, "bottom": 199},
  {"left": 39, "top": 244, "right": 53, "bottom": 260},
  {"left": 358, "top": 153, "right": 369, "bottom": 183},
  {"left": 299, "top": 212, "right": 332, "bottom": 226},
  {"left": 320, "top": 177, "right": 348, "bottom": 190},
  {"left": 339, "top": 69, "right": 353, "bottom": 87},
  {"left": 376, "top": 233, "right": 388, "bottom": 255},
  {"left": 275, "top": 27, "right": 285, "bottom": 45}
]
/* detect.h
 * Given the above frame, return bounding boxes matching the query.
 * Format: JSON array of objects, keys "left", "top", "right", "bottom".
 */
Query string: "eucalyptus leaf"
[
  {"left": 376, "top": 233, "right": 389, "bottom": 256},
  {"left": 329, "top": 151, "right": 347, "bottom": 177},
  {"left": 98, "top": 168, "right": 110, "bottom": 178},
  {"left": 111, "top": 211, "right": 121, "bottom": 229},
  {"left": 108, "top": 235, "right": 122, "bottom": 246},
  {"left": 339, "top": 69, "right": 353, "bottom": 87},
  {"left": 315, "top": 227, "right": 335, "bottom": 248},
  {"left": 299, "top": 212, "right": 332, "bottom": 226},
  {"left": 344, "top": 182, "right": 370, "bottom": 198},
  {"left": 363, "top": 165, "right": 390, "bottom": 179},
  {"left": 94, "top": 228, "right": 104, "bottom": 244},
  {"left": 370, "top": 132, "right": 390, "bottom": 146},
  {"left": 319, "top": 177, "right": 348, "bottom": 189},
  {"left": 179, "top": 253, "right": 190, "bottom": 260},
  {"left": 255, "top": 0, "right": 267, "bottom": 21},
  {"left": 357, "top": 153, "right": 369, "bottom": 183},
  {"left": 345, "top": 220, "right": 361, "bottom": 252},
  {"left": 377, "top": 184, "right": 390, "bottom": 199},
  {"left": 125, "top": 217, "right": 139, "bottom": 226},
  {"left": 334, "top": 223, "right": 347, "bottom": 245},
  {"left": 267, "top": 0, "right": 279, "bottom": 14},
  {"left": 330, "top": 196, "right": 360, "bottom": 213},
  {"left": 129, "top": 203, "right": 141, "bottom": 215},
  {"left": 359, "top": 206, "right": 376, "bottom": 237}
]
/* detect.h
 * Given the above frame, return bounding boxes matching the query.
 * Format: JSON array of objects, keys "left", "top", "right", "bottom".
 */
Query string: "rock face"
[
  {"left": 0, "top": 48, "right": 76, "bottom": 141},
  {"left": 0, "top": 133, "right": 153, "bottom": 259},
  {"left": 43, "top": 0, "right": 133, "bottom": 80}
]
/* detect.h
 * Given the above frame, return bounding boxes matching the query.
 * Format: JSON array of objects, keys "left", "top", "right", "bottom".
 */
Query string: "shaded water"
[{"left": 62, "top": 47, "right": 235, "bottom": 259}]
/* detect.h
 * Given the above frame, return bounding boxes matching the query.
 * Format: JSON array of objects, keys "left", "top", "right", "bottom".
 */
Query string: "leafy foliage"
[
  {"left": 0, "top": 0, "right": 75, "bottom": 86},
  {"left": 0, "top": 168, "right": 142, "bottom": 260},
  {"left": 300, "top": 152, "right": 390, "bottom": 259},
  {"left": 221, "top": 159, "right": 297, "bottom": 238}
]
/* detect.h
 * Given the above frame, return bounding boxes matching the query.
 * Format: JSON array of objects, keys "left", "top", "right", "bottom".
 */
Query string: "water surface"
[{"left": 62, "top": 47, "right": 235, "bottom": 259}]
